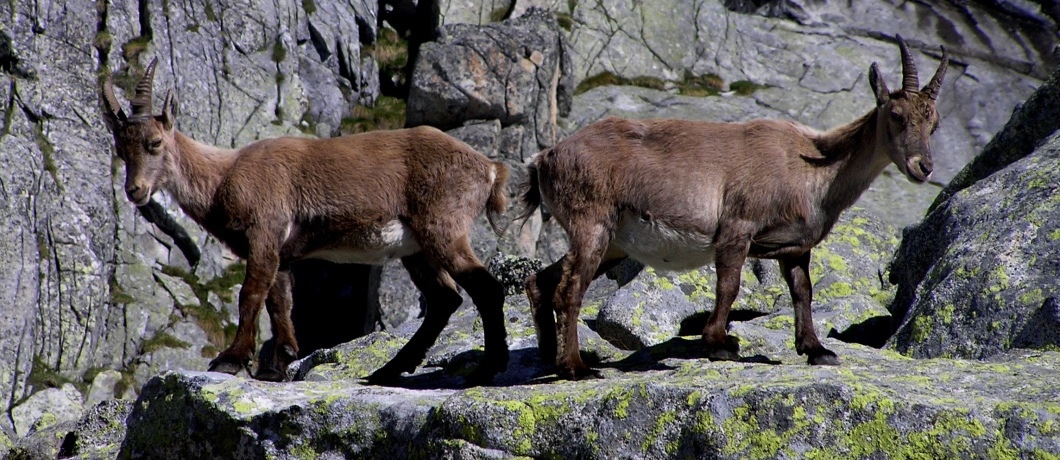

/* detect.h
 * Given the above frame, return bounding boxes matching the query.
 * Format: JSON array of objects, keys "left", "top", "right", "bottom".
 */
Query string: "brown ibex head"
[
  {"left": 102, "top": 58, "right": 178, "bottom": 206},
  {"left": 868, "top": 34, "right": 949, "bottom": 183}
]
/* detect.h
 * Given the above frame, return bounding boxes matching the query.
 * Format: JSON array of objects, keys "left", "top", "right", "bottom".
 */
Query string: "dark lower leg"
[
  {"left": 526, "top": 260, "right": 564, "bottom": 362},
  {"left": 369, "top": 254, "right": 463, "bottom": 384},
  {"left": 552, "top": 234, "right": 611, "bottom": 380},
  {"left": 256, "top": 271, "right": 298, "bottom": 381},
  {"left": 780, "top": 252, "right": 838, "bottom": 365},
  {"left": 702, "top": 242, "right": 748, "bottom": 361},
  {"left": 210, "top": 255, "right": 278, "bottom": 375},
  {"left": 452, "top": 264, "right": 509, "bottom": 385}
]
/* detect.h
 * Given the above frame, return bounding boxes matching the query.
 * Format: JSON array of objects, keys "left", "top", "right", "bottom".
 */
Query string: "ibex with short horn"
[
  {"left": 521, "top": 35, "right": 949, "bottom": 379},
  {"left": 103, "top": 59, "right": 510, "bottom": 385}
]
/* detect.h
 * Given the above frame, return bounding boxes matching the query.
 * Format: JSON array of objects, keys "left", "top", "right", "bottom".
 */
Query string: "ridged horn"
[
  {"left": 922, "top": 46, "right": 949, "bottom": 100},
  {"left": 102, "top": 74, "right": 126, "bottom": 120},
  {"left": 130, "top": 58, "right": 158, "bottom": 116},
  {"left": 896, "top": 34, "right": 918, "bottom": 92}
]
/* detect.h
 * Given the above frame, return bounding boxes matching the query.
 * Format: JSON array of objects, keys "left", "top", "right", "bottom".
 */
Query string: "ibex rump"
[{"left": 522, "top": 36, "right": 949, "bottom": 379}]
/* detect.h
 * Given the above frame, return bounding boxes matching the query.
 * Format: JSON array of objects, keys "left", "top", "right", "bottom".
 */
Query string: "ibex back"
[
  {"left": 522, "top": 35, "right": 948, "bottom": 380},
  {"left": 103, "top": 59, "right": 510, "bottom": 385}
]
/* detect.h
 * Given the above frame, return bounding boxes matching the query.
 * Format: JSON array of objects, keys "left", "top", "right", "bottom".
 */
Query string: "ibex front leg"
[
  {"left": 209, "top": 238, "right": 281, "bottom": 376},
  {"left": 702, "top": 235, "right": 750, "bottom": 361},
  {"left": 779, "top": 251, "right": 839, "bottom": 365}
]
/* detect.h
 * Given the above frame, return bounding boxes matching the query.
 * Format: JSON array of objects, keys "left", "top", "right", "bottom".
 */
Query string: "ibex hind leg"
[
  {"left": 552, "top": 224, "right": 616, "bottom": 380},
  {"left": 528, "top": 249, "right": 627, "bottom": 371},
  {"left": 526, "top": 260, "right": 564, "bottom": 364},
  {"left": 367, "top": 252, "right": 464, "bottom": 386},
  {"left": 439, "top": 242, "right": 509, "bottom": 387},
  {"left": 255, "top": 270, "right": 299, "bottom": 382},
  {"left": 381, "top": 228, "right": 509, "bottom": 387}
]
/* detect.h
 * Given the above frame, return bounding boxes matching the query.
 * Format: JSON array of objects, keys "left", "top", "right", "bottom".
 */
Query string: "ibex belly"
[
  {"left": 612, "top": 211, "right": 715, "bottom": 271},
  {"left": 303, "top": 220, "right": 421, "bottom": 265}
]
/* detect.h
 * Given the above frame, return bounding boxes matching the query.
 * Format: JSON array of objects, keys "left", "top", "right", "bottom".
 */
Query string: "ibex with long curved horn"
[
  {"left": 521, "top": 35, "right": 949, "bottom": 380},
  {"left": 103, "top": 59, "right": 510, "bottom": 385}
]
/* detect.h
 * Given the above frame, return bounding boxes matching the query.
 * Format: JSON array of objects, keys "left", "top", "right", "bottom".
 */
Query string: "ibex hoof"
[
  {"left": 807, "top": 349, "right": 840, "bottom": 366},
  {"left": 365, "top": 364, "right": 405, "bottom": 386},
  {"left": 558, "top": 366, "right": 602, "bottom": 381},
  {"left": 705, "top": 335, "right": 741, "bottom": 361},
  {"left": 706, "top": 348, "right": 741, "bottom": 362},
  {"left": 254, "top": 366, "right": 287, "bottom": 382},
  {"left": 208, "top": 358, "right": 250, "bottom": 376}
]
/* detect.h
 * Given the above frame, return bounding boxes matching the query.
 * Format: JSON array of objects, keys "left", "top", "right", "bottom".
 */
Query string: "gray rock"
[
  {"left": 84, "top": 370, "right": 124, "bottom": 409},
  {"left": 376, "top": 259, "right": 425, "bottom": 331},
  {"left": 447, "top": 119, "right": 504, "bottom": 158},
  {"left": 56, "top": 399, "right": 133, "bottom": 459},
  {"left": 10, "top": 383, "right": 84, "bottom": 438},
  {"left": 407, "top": 7, "right": 573, "bottom": 156},
  {"left": 932, "top": 67, "right": 1060, "bottom": 211},
  {"left": 486, "top": 253, "right": 544, "bottom": 295},
  {"left": 888, "top": 129, "right": 1060, "bottom": 359},
  {"left": 291, "top": 283, "right": 624, "bottom": 386},
  {"left": 439, "top": 0, "right": 515, "bottom": 25},
  {"left": 121, "top": 344, "right": 1060, "bottom": 459}
]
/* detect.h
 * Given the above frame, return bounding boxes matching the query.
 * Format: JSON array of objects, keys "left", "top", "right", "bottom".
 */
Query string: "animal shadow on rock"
[{"left": 361, "top": 347, "right": 603, "bottom": 388}]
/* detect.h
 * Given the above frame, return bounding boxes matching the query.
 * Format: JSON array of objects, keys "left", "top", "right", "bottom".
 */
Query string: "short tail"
[
  {"left": 515, "top": 151, "right": 545, "bottom": 225},
  {"left": 486, "top": 160, "right": 510, "bottom": 235}
]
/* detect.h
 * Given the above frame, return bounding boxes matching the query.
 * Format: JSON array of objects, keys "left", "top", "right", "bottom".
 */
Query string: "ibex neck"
[
  {"left": 813, "top": 109, "right": 891, "bottom": 214},
  {"left": 168, "top": 131, "right": 237, "bottom": 222}
]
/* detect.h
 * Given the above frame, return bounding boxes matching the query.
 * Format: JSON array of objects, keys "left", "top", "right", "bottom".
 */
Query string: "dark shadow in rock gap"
[
  {"left": 259, "top": 260, "right": 380, "bottom": 368},
  {"left": 677, "top": 309, "right": 770, "bottom": 337},
  {"left": 826, "top": 315, "right": 894, "bottom": 349}
]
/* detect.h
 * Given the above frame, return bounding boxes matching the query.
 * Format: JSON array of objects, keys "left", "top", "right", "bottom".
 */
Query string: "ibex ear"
[
  {"left": 160, "top": 89, "right": 177, "bottom": 131},
  {"left": 869, "top": 62, "right": 890, "bottom": 106}
]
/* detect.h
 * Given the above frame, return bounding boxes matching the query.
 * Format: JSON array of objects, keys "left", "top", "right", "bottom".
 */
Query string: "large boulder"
[
  {"left": 119, "top": 345, "right": 1060, "bottom": 459},
  {"left": 407, "top": 7, "right": 573, "bottom": 144},
  {"left": 888, "top": 103, "right": 1060, "bottom": 358},
  {"left": 10, "top": 383, "right": 84, "bottom": 438}
]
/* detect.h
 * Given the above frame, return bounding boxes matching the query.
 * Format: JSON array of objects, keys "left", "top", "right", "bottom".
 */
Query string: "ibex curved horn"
[
  {"left": 922, "top": 46, "right": 949, "bottom": 101},
  {"left": 896, "top": 35, "right": 918, "bottom": 93},
  {"left": 102, "top": 75, "right": 126, "bottom": 121},
  {"left": 130, "top": 58, "right": 159, "bottom": 117}
]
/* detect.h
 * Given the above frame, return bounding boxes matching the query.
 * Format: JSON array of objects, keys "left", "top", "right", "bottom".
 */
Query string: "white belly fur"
[
  {"left": 612, "top": 212, "right": 715, "bottom": 271},
  {"left": 304, "top": 220, "right": 421, "bottom": 265}
]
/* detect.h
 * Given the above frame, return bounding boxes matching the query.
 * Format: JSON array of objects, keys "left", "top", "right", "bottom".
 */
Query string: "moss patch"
[
  {"left": 140, "top": 331, "right": 192, "bottom": 354},
  {"left": 575, "top": 72, "right": 667, "bottom": 95},
  {"left": 729, "top": 80, "right": 764, "bottom": 96},
  {"left": 677, "top": 71, "right": 724, "bottom": 97},
  {"left": 341, "top": 96, "right": 406, "bottom": 134}
]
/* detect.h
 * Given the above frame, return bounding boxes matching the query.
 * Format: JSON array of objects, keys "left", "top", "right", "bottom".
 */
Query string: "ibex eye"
[
  {"left": 148, "top": 139, "right": 163, "bottom": 150},
  {"left": 890, "top": 111, "right": 903, "bottom": 122}
]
